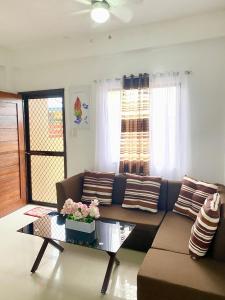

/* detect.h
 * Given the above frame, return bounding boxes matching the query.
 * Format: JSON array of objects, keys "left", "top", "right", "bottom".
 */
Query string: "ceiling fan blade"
[
  {"left": 72, "top": 0, "right": 91, "bottom": 6},
  {"left": 111, "top": 6, "right": 133, "bottom": 23},
  {"left": 108, "top": 0, "right": 143, "bottom": 7},
  {"left": 71, "top": 9, "right": 90, "bottom": 16},
  {"left": 107, "top": 0, "right": 127, "bottom": 6}
]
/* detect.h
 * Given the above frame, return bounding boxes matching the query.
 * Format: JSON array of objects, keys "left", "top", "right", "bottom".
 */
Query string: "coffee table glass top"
[{"left": 18, "top": 213, "right": 135, "bottom": 253}]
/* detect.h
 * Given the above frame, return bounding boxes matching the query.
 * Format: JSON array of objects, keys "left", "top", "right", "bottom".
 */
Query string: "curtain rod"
[
  {"left": 93, "top": 78, "right": 121, "bottom": 83},
  {"left": 93, "top": 71, "right": 192, "bottom": 83}
]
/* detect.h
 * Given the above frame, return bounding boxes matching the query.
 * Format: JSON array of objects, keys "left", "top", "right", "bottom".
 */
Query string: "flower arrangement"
[{"left": 61, "top": 198, "right": 100, "bottom": 223}]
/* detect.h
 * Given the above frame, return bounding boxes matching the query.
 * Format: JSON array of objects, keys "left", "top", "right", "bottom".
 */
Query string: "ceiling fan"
[{"left": 72, "top": 0, "right": 143, "bottom": 24}]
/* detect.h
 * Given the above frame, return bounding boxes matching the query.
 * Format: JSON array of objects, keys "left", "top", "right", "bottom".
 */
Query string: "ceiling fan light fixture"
[{"left": 91, "top": 1, "right": 110, "bottom": 24}]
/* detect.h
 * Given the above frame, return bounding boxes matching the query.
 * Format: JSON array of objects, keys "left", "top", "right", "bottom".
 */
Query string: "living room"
[{"left": 0, "top": 1, "right": 225, "bottom": 300}]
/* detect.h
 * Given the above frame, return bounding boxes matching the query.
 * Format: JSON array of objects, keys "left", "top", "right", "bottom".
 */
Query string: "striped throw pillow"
[
  {"left": 189, "top": 193, "right": 221, "bottom": 259},
  {"left": 173, "top": 176, "right": 218, "bottom": 220},
  {"left": 122, "top": 174, "right": 162, "bottom": 213},
  {"left": 81, "top": 171, "right": 115, "bottom": 205}
]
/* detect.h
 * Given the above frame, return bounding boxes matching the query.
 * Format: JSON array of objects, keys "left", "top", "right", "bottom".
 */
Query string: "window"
[{"left": 95, "top": 73, "right": 185, "bottom": 179}]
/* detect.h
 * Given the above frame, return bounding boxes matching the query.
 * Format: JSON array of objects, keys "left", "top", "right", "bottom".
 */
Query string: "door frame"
[{"left": 21, "top": 89, "right": 67, "bottom": 206}]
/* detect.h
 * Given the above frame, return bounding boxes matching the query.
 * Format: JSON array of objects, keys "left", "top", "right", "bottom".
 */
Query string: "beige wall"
[
  {"left": 8, "top": 37, "right": 225, "bottom": 184},
  {"left": 0, "top": 46, "right": 13, "bottom": 91}
]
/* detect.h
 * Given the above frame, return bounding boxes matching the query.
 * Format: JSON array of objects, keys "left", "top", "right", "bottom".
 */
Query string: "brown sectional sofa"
[{"left": 56, "top": 173, "right": 225, "bottom": 300}]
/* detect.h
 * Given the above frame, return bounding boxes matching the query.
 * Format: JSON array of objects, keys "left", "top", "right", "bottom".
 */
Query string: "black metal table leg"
[
  {"left": 101, "top": 252, "right": 120, "bottom": 294},
  {"left": 31, "top": 238, "right": 64, "bottom": 273},
  {"left": 31, "top": 238, "right": 49, "bottom": 273},
  {"left": 48, "top": 239, "right": 64, "bottom": 252},
  {"left": 114, "top": 256, "right": 120, "bottom": 266}
]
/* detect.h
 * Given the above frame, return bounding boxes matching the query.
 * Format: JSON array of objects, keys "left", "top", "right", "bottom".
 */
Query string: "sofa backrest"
[
  {"left": 57, "top": 173, "right": 169, "bottom": 209},
  {"left": 58, "top": 173, "right": 181, "bottom": 212},
  {"left": 158, "top": 180, "right": 168, "bottom": 211},
  {"left": 112, "top": 174, "right": 127, "bottom": 205},
  {"left": 167, "top": 180, "right": 182, "bottom": 211}
]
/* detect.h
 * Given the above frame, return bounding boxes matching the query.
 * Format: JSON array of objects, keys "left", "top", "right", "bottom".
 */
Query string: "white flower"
[
  {"left": 89, "top": 206, "right": 100, "bottom": 219},
  {"left": 90, "top": 198, "right": 99, "bottom": 207}
]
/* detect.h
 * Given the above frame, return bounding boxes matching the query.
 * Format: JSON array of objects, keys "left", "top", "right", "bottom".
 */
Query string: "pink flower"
[
  {"left": 81, "top": 204, "right": 88, "bottom": 210},
  {"left": 61, "top": 198, "right": 100, "bottom": 220},
  {"left": 81, "top": 205, "right": 90, "bottom": 218},
  {"left": 73, "top": 202, "right": 79, "bottom": 210},
  {"left": 61, "top": 198, "right": 76, "bottom": 215},
  {"left": 77, "top": 202, "right": 83, "bottom": 209}
]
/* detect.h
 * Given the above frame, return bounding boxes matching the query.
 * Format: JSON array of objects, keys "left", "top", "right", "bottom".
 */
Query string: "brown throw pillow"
[
  {"left": 173, "top": 176, "right": 217, "bottom": 220},
  {"left": 122, "top": 173, "right": 162, "bottom": 213},
  {"left": 81, "top": 171, "right": 115, "bottom": 205},
  {"left": 189, "top": 193, "right": 221, "bottom": 259}
]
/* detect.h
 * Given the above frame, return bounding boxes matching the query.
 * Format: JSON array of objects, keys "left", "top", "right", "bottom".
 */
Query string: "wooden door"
[{"left": 0, "top": 92, "right": 26, "bottom": 217}]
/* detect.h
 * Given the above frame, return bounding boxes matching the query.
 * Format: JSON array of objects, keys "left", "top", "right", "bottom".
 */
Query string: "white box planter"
[{"left": 65, "top": 219, "right": 95, "bottom": 233}]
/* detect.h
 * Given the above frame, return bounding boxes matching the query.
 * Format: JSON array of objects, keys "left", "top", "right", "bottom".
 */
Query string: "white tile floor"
[{"left": 0, "top": 205, "right": 145, "bottom": 300}]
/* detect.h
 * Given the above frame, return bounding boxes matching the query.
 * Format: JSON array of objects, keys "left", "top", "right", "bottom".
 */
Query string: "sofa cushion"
[
  {"left": 137, "top": 248, "right": 225, "bottom": 300},
  {"left": 99, "top": 204, "right": 165, "bottom": 252},
  {"left": 81, "top": 171, "right": 115, "bottom": 205},
  {"left": 122, "top": 174, "right": 162, "bottom": 213},
  {"left": 99, "top": 204, "right": 165, "bottom": 230},
  {"left": 152, "top": 211, "right": 194, "bottom": 254},
  {"left": 173, "top": 176, "right": 218, "bottom": 220},
  {"left": 189, "top": 193, "right": 221, "bottom": 259}
]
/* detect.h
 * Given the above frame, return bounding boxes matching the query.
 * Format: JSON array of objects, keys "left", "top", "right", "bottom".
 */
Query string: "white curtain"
[
  {"left": 94, "top": 79, "right": 122, "bottom": 173},
  {"left": 150, "top": 72, "right": 190, "bottom": 180}
]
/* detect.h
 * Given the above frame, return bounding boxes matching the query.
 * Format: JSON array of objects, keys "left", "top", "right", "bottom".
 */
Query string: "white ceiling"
[{"left": 0, "top": 0, "right": 225, "bottom": 48}]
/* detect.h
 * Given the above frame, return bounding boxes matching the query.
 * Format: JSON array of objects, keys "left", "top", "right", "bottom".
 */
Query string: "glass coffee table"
[{"left": 18, "top": 213, "right": 135, "bottom": 294}]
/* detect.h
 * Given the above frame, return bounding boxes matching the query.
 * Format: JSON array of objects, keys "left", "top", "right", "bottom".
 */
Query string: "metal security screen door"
[{"left": 23, "top": 89, "right": 66, "bottom": 206}]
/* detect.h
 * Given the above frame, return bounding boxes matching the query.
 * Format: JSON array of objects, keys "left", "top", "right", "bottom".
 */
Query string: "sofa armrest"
[
  {"left": 211, "top": 188, "right": 225, "bottom": 261},
  {"left": 220, "top": 192, "right": 225, "bottom": 204},
  {"left": 56, "top": 173, "right": 84, "bottom": 212}
]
